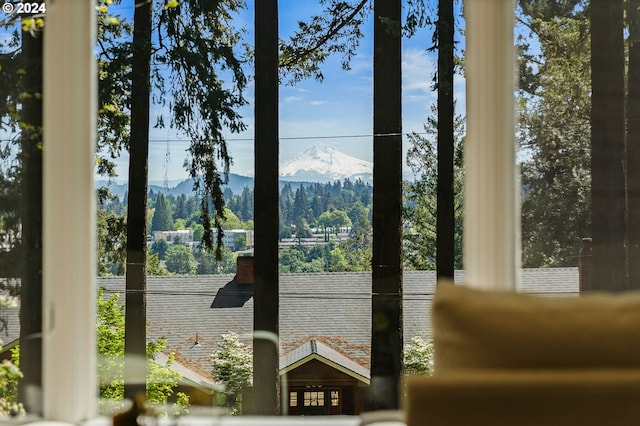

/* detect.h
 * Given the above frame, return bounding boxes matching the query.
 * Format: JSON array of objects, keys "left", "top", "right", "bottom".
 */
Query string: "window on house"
[
  {"left": 289, "top": 392, "right": 297, "bottom": 407},
  {"left": 303, "top": 391, "right": 325, "bottom": 407},
  {"left": 331, "top": 390, "right": 340, "bottom": 407}
]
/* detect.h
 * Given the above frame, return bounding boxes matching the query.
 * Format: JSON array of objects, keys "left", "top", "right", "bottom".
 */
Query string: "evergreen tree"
[
  {"left": 150, "top": 238, "right": 169, "bottom": 260},
  {"left": 151, "top": 193, "right": 174, "bottom": 231},
  {"left": 404, "top": 106, "right": 464, "bottom": 271},
  {"left": 292, "top": 186, "right": 309, "bottom": 221},
  {"left": 174, "top": 194, "right": 188, "bottom": 220},
  {"left": 517, "top": 2, "right": 591, "bottom": 267}
]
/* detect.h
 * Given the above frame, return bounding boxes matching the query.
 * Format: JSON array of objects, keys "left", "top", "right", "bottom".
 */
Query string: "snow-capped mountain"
[{"left": 278, "top": 144, "right": 373, "bottom": 183}]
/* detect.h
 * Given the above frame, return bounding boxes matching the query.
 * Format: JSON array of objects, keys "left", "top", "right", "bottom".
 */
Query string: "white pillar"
[
  {"left": 463, "top": 0, "right": 518, "bottom": 290},
  {"left": 43, "top": 0, "right": 97, "bottom": 421}
]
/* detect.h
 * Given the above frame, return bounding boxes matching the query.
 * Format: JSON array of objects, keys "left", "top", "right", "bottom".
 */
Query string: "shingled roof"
[
  {"left": 280, "top": 338, "right": 370, "bottom": 384},
  {"left": 0, "top": 268, "right": 580, "bottom": 381},
  {"left": 97, "top": 267, "right": 580, "bottom": 378}
]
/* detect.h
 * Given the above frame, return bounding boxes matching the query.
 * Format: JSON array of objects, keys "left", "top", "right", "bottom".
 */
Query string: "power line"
[
  {"left": 1, "top": 131, "right": 428, "bottom": 144},
  {"left": 147, "top": 131, "right": 429, "bottom": 143}
]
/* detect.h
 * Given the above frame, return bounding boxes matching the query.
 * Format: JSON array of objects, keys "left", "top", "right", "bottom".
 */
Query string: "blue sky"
[
  {"left": 1, "top": 1, "right": 466, "bottom": 183},
  {"left": 136, "top": 0, "right": 466, "bottom": 183}
]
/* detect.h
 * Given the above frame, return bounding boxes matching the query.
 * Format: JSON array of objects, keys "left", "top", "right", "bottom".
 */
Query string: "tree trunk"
[
  {"left": 369, "top": 0, "right": 403, "bottom": 411},
  {"left": 590, "top": 0, "right": 627, "bottom": 290},
  {"left": 626, "top": 0, "right": 640, "bottom": 288},
  {"left": 19, "top": 28, "right": 43, "bottom": 415},
  {"left": 436, "top": 0, "right": 455, "bottom": 280},
  {"left": 124, "top": 0, "right": 152, "bottom": 399},
  {"left": 252, "top": 0, "right": 280, "bottom": 415}
]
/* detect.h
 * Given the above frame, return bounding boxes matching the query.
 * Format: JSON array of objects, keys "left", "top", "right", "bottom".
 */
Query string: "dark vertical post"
[
  {"left": 591, "top": 0, "right": 627, "bottom": 291},
  {"left": 436, "top": 0, "right": 455, "bottom": 280},
  {"left": 369, "top": 0, "right": 403, "bottom": 411},
  {"left": 124, "top": 0, "right": 152, "bottom": 399},
  {"left": 19, "top": 26, "right": 43, "bottom": 415},
  {"left": 579, "top": 238, "right": 592, "bottom": 293},
  {"left": 253, "top": 0, "right": 280, "bottom": 415},
  {"left": 627, "top": 0, "right": 640, "bottom": 288}
]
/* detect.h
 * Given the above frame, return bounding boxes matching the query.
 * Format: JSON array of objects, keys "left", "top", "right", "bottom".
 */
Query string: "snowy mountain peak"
[{"left": 279, "top": 143, "right": 373, "bottom": 183}]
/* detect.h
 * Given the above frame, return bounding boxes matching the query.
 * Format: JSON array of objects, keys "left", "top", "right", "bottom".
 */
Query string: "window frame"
[{"left": 37, "top": 0, "right": 516, "bottom": 422}]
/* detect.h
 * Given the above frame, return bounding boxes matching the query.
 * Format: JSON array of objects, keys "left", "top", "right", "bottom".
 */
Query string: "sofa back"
[{"left": 433, "top": 282, "right": 640, "bottom": 371}]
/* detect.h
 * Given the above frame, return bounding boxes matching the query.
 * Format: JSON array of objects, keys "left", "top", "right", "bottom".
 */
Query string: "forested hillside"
[{"left": 98, "top": 177, "right": 377, "bottom": 275}]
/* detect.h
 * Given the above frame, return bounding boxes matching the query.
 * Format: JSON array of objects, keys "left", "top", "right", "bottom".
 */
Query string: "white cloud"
[
  {"left": 402, "top": 47, "right": 436, "bottom": 104},
  {"left": 284, "top": 95, "right": 303, "bottom": 104}
]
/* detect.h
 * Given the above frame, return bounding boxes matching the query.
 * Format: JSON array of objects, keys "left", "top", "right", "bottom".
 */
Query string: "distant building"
[
  {"left": 152, "top": 229, "right": 253, "bottom": 252},
  {"left": 153, "top": 229, "right": 194, "bottom": 246},
  {"left": 219, "top": 229, "right": 254, "bottom": 251}
]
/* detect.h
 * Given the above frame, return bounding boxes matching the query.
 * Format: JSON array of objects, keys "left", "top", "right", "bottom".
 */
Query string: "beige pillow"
[{"left": 433, "top": 282, "right": 640, "bottom": 371}]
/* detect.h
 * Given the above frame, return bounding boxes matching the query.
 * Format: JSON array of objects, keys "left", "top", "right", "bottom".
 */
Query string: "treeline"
[
  {"left": 101, "top": 177, "right": 373, "bottom": 237},
  {"left": 97, "top": 177, "right": 375, "bottom": 275}
]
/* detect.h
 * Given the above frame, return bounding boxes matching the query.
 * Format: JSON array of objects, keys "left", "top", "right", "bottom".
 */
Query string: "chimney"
[{"left": 236, "top": 256, "right": 254, "bottom": 285}]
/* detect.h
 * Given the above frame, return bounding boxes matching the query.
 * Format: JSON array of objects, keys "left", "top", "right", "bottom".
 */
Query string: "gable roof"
[{"left": 280, "top": 338, "right": 370, "bottom": 384}]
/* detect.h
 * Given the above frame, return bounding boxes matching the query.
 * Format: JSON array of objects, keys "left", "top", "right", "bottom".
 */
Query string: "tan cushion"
[
  {"left": 406, "top": 369, "right": 640, "bottom": 426},
  {"left": 433, "top": 283, "right": 640, "bottom": 371}
]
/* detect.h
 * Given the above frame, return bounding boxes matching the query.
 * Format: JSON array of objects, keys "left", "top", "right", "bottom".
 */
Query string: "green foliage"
[
  {"left": 147, "top": 253, "right": 170, "bottom": 276},
  {"left": 328, "top": 247, "right": 348, "bottom": 271},
  {"left": 156, "top": 0, "right": 248, "bottom": 259},
  {"left": 278, "top": 0, "right": 370, "bottom": 85},
  {"left": 197, "top": 246, "right": 236, "bottom": 274},
  {"left": 151, "top": 193, "right": 174, "bottom": 232},
  {"left": 294, "top": 217, "right": 313, "bottom": 239},
  {"left": 233, "top": 234, "right": 246, "bottom": 251},
  {"left": 97, "top": 209, "right": 127, "bottom": 276},
  {"left": 318, "top": 208, "right": 352, "bottom": 236},
  {"left": 279, "top": 246, "right": 327, "bottom": 273},
  {"left": 517, "top": 3, "right": 590, "bottom": 267},
  {"left": 150, "top": 238, "right": 169, "bottom": 261},
  {"left": 220, "top": 208, "right": 242, "bottom": 230},
  {"left": 340, "top": 210, "right": 372, "bottom": 271},
  {"left": 0, "top": 344, "right": 24, "bottom": 417},
  {"left": 210, "top": 332, "right": 252, "bottom": 413},
  {"left": 164, "top": 244, "right": 196, "bottom": 274},
  {"left": 191, "top": 223, "right": 205, "bottom": 243},
  {"left": 403, "top": 106, "right": 464, "bottom": 270},
  {"left": 403, "top": 335, "right": 434, "bottom": 376},
  {"left": 97, "top": 289, "right": 188, "bottom": 413}
]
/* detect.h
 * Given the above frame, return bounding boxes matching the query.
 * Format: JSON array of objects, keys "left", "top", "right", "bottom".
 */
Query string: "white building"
[
  {"left": 219, "top": 229, "right": 254, "bottom": 251},
  {"left": 153, "top": 229, "right": 194, "bottom": 246},
  {"left": 152, "top": 229, "right": 253, "bottom": 252}
]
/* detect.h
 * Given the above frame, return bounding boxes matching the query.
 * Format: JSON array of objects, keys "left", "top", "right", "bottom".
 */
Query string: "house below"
[{"left": 0, "top": 264, "right": 579, "bottom": 415}]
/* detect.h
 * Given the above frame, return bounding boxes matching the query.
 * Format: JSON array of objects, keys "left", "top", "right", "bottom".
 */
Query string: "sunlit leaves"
[
  {"left": 97, "top": 289, "right": 188, "bottom": 412},
  {"left": 517, "top": 4, "right": 591, "bottom": 267},
  {"left": 164, "top": 0, "right": 179, "bottom": 10},
  {"left": 210, "top": 331, "right": 252, "bottom": 413},
  {"left": 403, "top": 335, "right": 434, "bottom": 376}
]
